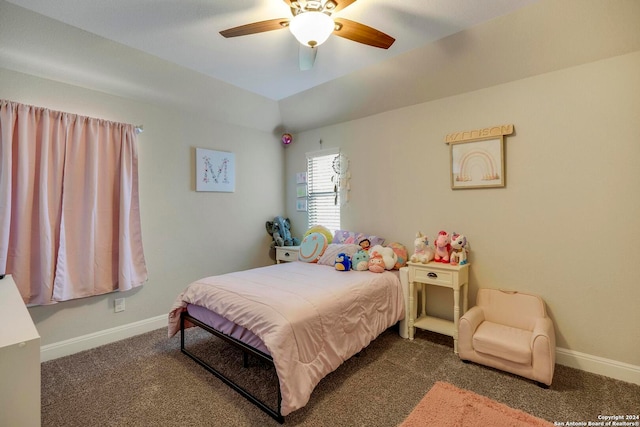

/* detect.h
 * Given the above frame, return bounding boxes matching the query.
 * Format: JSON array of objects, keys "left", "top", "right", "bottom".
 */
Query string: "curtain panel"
[{"left": 0, "top": 100, "right": 148, "bottom": 305}]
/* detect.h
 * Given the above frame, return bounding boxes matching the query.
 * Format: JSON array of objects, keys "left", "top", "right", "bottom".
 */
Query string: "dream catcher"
[{"left": 331, "top": 153, "right": 350, "bottom": 205}]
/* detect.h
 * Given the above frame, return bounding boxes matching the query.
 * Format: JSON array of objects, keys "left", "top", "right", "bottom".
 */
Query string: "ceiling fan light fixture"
[{"left": 289, "top": 11, "right": 334, "bottom": 48}]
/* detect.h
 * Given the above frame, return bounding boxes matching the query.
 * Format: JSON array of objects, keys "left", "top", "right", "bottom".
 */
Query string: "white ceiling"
[{"left": 5, "top": 0, "right": 539, "bottom": 101}]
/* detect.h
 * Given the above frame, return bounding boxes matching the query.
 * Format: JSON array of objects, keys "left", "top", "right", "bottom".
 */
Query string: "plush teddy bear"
[
  {"left": 351, "top": 249, "right": 370, "bottom": 271},
  {"left": 449, "top": 233, "right": 469, "bottom": 266},
  {"left": 434, "top": 230, "right": 451, "bottom": 263},
  {"left": 367, "top": 251, "right": 386, "bottom": 273},
  {"left": 265, "top": 216, "right": 300, "bottom": 249},
  {"left": 409, "top": 232, "right": 435, "bottom": 264},
  {"left": 369, "top": 244, "right": 398, "bottom": 270},
  {"left": 334, "top": 253, "right": 352, "bottom": 271}
]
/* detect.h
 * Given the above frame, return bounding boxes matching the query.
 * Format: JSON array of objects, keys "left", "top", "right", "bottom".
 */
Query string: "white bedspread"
[{"left": 168, "top": 262, "right": 404, "bottom": 416}]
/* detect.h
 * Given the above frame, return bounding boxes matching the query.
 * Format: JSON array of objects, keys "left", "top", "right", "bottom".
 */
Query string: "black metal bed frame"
[{"left": 180, "top": 311, "right": 285, "bottom": 424}]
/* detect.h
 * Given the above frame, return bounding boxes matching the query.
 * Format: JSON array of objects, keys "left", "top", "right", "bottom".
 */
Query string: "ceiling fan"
[{"left": 219, "top": 0, "right": 395, "bottom": 70}]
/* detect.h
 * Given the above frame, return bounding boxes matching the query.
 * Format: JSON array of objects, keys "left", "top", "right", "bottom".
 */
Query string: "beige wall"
[
  {"left": 284, "top": 51, "right": 640, "bottom": 367},
  {"left": 0, "top": 0, "right": 287, "bottom": 346},
  {"left": 1, "top": 0, "right": 638, "bottom": 374},
  {"left": 0, "top": 67, "right": 284, "bottom": 345}
]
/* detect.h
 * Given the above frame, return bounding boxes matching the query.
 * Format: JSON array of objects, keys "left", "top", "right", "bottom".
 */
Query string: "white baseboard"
[
  {"left": 40, "top": 314, "right": 167, "bottom": 362},
  {"left": 41, "top": 316, "right": 640, "bottom": 386},
  {"left": 556, "top": 347, "right": 640, "bottom": 386}
]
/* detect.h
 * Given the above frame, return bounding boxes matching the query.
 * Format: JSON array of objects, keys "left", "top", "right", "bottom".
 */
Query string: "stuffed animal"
[
  {"left": 409, "top": 232, "right": 435, "bottom": 264},
  {"left": 265, "top": 216, "right": 300, "bottom": 249},
  {"left": 334, "top": 253, "right": 352, "bottom": 271},
  {"left": 358, "top": 238, "right": 371, "bottom": 252},
  {"left": 351, "top": 249, "right": 370, "bottom": 271},
  {"left": 369, "top": 244, "right": 397, "bottom": 270},
  {"left": 434, "top": 230, "right": 451, "bottom": 263},
  {"left": 367, "top": 251, "right": 386, "bottom": 273},
  {"left": 449, "top": 233, "right": 469, "bottom": 266}
]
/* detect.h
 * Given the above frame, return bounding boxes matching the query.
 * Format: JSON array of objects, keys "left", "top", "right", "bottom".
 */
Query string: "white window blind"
[{"left": 306, "top": 148, "right": 341, "bottom": 234}]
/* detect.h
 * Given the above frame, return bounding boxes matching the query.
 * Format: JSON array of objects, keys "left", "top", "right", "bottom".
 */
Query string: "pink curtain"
[{"left": 0, "top": 100, "right": 147, "bottom": 305}]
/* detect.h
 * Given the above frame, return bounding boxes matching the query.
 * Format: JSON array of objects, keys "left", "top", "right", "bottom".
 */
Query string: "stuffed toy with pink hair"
[{"left": 434, "top": 230, "right": 451, "bottom": 263}]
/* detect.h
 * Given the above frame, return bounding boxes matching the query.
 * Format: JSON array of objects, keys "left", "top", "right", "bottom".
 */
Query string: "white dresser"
[{"left": 0, "top": 275, "right": 41, "bottom": 427}]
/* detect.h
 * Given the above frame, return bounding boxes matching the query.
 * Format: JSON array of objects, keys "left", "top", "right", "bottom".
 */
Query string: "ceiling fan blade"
[
  {"left": 220, "top": 18, "right": 289, "bottom": 38},
  {"left": 332, "top": 0, "right": 357, "bottom": 13},
  {"left": 299, "top": 45, "right": 318, "bottom": 71},
  {"left": 333, "top": 18, "right": 395, "bottom": 49}
]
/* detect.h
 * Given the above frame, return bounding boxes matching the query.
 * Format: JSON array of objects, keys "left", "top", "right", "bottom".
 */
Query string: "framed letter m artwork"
[{"left": 196, "top": 148, "right": 235, "bottom": 192}]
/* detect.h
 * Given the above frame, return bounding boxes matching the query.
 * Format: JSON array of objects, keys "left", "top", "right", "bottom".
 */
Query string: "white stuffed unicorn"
[
  {"left": 449, "top": 233, "right": 469, "bottom": 265},
  {"left": 409, "top": 232, "right": 435, "bottom": 264}
]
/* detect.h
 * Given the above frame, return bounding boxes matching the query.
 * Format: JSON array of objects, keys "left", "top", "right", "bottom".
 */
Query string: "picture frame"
[
  {"left": 195, "top": 148, "right": 235, "bottom": 192},
  {"left": 296, "top": 184, "right": 307, "bottom": 198},
  {"left": 450, "top": 136, "right": 505, "bottom": 189},
  {"left": 296, "top": 172, "right": 307, "bottom": 184},
  {"left": 296, "top": 199, "right": 307, "bottom": 212}
]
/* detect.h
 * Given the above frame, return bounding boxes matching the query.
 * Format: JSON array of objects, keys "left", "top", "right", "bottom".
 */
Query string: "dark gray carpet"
[{"left": 41, "top": 326, "right": 640, "bottom": 426}]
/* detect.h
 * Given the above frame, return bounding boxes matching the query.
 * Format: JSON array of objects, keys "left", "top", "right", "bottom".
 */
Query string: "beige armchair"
[{"left": 458, "top": 288, "right": 556, "bottom": 387}]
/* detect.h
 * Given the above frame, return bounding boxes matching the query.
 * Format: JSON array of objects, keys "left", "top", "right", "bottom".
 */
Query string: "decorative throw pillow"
[
  {"left": 332, "top": 230, "right": 385, "bottom": 248},
  {"left": 298, "top": 232, "right": 328, "bottom": 263},
  {"left": 305, "top": 225, "right": 333, "bottom": 245},
  {"left": 318, "top": 243, "right": 361, "bottom": 266},
  {"left": 387, "top": 242, "right": 409, "bottom": 269}
]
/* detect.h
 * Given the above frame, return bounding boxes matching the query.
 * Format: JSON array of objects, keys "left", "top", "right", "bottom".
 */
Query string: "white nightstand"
[
  {"left": 275, "top": 245, "right": 300, "bottom": 264},
  {"left": 407, "top": 261, "right": 470, "bottom": 353}
]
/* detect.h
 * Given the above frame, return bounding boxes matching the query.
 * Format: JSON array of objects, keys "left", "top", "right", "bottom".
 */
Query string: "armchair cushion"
[{"left": 473, "top": 322, "right": 532, "bottom": 365}]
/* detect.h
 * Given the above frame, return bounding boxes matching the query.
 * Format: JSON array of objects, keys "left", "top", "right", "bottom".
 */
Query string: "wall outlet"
[{"left": 114, "top": 298, "right": 125, "bottom": 313}]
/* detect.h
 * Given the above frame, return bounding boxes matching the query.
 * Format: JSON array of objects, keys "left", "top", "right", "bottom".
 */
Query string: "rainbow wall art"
[{"left": 450, "top": 137, "right": 504, "bottom": 189}]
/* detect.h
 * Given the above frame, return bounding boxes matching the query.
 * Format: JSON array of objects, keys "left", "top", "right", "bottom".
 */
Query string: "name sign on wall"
[
  {"left": 445, "top": 124, "right": 513, "bottom": 144},
  {"left": 445, "top": 124, "right": 514, "bottom": 190}
]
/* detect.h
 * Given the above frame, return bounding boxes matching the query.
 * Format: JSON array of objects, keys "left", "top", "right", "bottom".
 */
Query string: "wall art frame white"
[
  {"left": 195, "top": 148, "right": 235, "bottom": 192},
  {"left": 446, "top": 124, "right": 514, "bottom": 190}
]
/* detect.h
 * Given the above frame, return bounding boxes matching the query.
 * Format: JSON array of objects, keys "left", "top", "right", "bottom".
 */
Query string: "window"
[
  {"left": 0, "top": 100, "right": 147, "bottom": 305},
  {"left": 306, "top": 149, "right": 341, "bottom": 234}
]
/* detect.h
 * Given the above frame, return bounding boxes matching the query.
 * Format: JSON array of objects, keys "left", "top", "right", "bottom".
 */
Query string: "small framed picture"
[
  {"left": 296, "top": 184, "right": 307, "bottom": 198},
  {"left": 296, "top": 172, "right": 307, "bottom": 184},
  {"left": 296, "top": 199, "right": 307, "bottom": 212}
]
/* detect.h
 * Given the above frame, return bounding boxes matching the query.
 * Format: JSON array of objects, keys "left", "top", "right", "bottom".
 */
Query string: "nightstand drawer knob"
[
  {"left": 285, "top": 252, "right": 290, "bottom": 256},
  {"left": 427, "top": 272, "right": 438, "bottom": 278}
]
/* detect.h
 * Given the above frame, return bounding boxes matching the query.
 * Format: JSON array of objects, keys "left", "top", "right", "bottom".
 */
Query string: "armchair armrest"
[
  {"left": 458, "top": 306, "right": 485, "bottom": 358},
  {"left": 530, "top": 316, "right": 556, "bottom": 385},
  {"left": 460, "top": 306, "right": 485, "bottom": 333}
]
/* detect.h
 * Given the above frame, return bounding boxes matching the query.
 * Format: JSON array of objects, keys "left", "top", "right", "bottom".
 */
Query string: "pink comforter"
[{"left": 168, "top": 261, "right": 404, "bottom": 416}]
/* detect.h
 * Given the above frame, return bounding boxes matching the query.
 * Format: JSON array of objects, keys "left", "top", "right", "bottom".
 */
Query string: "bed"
[{"left": 168, "top": 260, "right": 406, "bottom": 422}]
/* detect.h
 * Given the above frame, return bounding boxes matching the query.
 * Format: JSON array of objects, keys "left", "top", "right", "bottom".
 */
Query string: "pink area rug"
[{"left": 399, "top": 382, "right": 553, "bottom": 427}]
